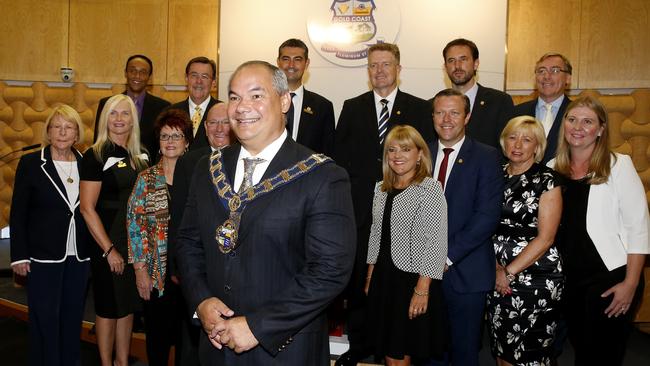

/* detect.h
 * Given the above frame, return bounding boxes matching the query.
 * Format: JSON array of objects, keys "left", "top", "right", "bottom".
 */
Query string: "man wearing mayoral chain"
[{"left": 175, "top": 60, "right": 356, "bottom": 365}]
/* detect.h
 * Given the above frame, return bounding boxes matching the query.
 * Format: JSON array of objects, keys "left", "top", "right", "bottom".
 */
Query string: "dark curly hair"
[{"left": 154, "top": 109, "right": 193, "bottom": 146}]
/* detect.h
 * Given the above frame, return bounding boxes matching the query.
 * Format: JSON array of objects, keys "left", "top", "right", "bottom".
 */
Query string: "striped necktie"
[{"left": 378, "top": 99, "right": 389, "bottom": 144}]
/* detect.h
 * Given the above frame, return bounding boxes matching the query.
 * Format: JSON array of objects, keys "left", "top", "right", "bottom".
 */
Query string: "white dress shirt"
[{"left": 233, "top": 130, "right": 288, "bottom": 192}]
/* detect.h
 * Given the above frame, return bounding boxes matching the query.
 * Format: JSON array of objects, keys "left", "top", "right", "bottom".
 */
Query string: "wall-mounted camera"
[{"left": 60, "top": 67, "right": 74, "bottom": 82}]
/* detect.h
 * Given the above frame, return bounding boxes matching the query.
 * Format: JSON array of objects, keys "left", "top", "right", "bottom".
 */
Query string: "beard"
[{"left": 450, "top": 69, "right": 475, "bottom": 87}]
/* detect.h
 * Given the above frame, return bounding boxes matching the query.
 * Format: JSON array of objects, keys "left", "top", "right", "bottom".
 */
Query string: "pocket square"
[{"left": 103, "top": 157, "right": 125, "bottom": 171}]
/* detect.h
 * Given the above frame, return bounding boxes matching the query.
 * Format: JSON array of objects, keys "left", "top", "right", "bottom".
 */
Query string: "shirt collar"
[
  {"left": 537, "top": 94, "right": 565, "bottom": 110},
  {"left": 189, "top": 96, "right": 211, "bottom": 112},
  {"left": 438, "top": 135, "right": 466, "bottom": 152},
  {"left": 238, "top": 130, "right": 287, "bottom": 162},
  {"left": 464, "top": 82, "right": 479, "bottom": 112},
  {"left": 373, "top": 87, "right": 398, "bottom": 107},
  {"left": 291, "top": 84, "right": 304, "bottom": 98}
]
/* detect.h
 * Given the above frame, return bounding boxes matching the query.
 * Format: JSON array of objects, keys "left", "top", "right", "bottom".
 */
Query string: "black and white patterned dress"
[{"left": 486, "top": 163, "right": 563, "bottom": 366}]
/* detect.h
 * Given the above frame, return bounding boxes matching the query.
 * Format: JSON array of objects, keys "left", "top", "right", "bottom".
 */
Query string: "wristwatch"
[{"left": 505, "top": 268, "right": 516, "bottom": 283}]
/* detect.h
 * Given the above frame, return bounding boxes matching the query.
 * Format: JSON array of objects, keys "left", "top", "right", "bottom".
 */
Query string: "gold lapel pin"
[
  {"left": 396, "top": 110, "right": 401, "bottom": 115},
  {"left": 480, "top": 101, "right": 485, "bottom": 106},
  {"left": 457, "top": 158, "right": 464, "bottom": 164},
  {"left": 303, "top": 106, "right": 314, "bottom": 115}
]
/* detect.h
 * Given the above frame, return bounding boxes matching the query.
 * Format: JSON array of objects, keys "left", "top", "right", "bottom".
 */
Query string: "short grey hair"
[{"left": 229, "top": 60, "right": 289, "bottom": 96}]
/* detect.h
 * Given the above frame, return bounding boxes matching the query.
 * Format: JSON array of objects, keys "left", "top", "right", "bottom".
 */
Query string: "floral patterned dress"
[{"left": 486, "top": 163, "right": 564, "bottom": 366}]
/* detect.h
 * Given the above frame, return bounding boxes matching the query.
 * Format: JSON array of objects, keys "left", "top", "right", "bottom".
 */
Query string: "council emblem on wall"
[{"left": 307, "top": 0, "right": 401, "bottom": 67}]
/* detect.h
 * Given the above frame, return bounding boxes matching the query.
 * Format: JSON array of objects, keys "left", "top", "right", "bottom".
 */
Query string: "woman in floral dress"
[{"left": 486, "top": 116, "right": 563, "bottom": 366}]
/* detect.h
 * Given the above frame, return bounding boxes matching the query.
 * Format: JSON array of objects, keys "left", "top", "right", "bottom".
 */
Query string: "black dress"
[
  {"left": 557, "top": 177, "right": 643, "bottom": 366},
  {"left": 486, "top": 163, "right": 563, "bottom": 365},
  {"left": 80, "top": 144, "right": 145, "bottom": 318},
  {"left": 366, "top": 189, "right": 446, "bottom": 362}
]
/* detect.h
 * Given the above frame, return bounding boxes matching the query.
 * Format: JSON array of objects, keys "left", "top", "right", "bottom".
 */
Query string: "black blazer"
[
  {"left": 10, "top": 146, "right": 91, "bottom": 263},
  {"left": 176, "top": 139, "right": 355, "bottom": 365},
  {"left": 513, "top": 95, "right": 571, "bottom": 164},
  {"left": 295, "top": 89, "right": 335, "bottom": 155},
  {"left": 168, "top": 97, "right": 220, "bottom": 151},
  {"left": 94, "top": 91, "right": 171, "bottom": 162},
  {"left": 168, "top": 145, "right": 212, "bottom": 277},
  {"left": 466, "top": 84, "right": 514, "bottom": 149},
  {"left": 334, "top": 89, "right": 434, "bottom": 233}
]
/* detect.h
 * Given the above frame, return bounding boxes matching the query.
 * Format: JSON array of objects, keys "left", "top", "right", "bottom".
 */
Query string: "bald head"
[{"left": 204, "top": 103, "right": 231, "bottom": 149}]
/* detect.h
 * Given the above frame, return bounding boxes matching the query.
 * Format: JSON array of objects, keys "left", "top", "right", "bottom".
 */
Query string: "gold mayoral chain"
[{"left": 209, "top": 149, "right": 332, "bottom": 254}]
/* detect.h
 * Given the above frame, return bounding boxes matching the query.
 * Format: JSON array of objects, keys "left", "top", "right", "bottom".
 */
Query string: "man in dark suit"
[
  {"left": 94, "top": 54, "right": 170, "bottom": 162},
  {"left": 513, "top": 53, "right": 572, "bottom": 164},
  {"left": 276, "top": 38, "right": 335, "bottom": 155},
  {"left": 175, "top": 60, "right": 355, "bottom": 365},
  {"left": 425, "top": 89, "right": 502, "bottom": 366},
  {"left": 168, "top": 56, "right": 220, "bottom": 151},
  {"left": 441, "top": 38, "right": 514, "bottom": 149},
  {"left": 168, "top": 102, "right": 232, "bottom": 366},
  {"left": 334, "top": 42, "right": 434, "bottom": 366}
]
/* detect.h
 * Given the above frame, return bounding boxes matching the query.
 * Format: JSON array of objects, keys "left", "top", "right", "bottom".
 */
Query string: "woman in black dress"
[
  {"left": 365, "top": 125, "right": 448, "bottom": 366},
  {"left": 80, "top": 94, "right": 148, "bottom": 366},
  {"left": 552, "top": 96, "right": 649, "bottom": 365},
  {"left": 487, "top": 116, "right": 563, "bottom": 366}
]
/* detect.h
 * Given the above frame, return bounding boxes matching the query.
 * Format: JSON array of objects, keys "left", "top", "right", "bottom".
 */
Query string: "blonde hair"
[
  {"left": 92, "top": 94, "right": 147, "bottom": 170},
  {"left": 553, "top": 96, "right": 612, "bottom": 184},
  {"left": 381, "top": 125, "right": 432, "bottom": 192},
  {"left": 43, "top": 104, "right": 84, "bottom": 145},
  {"left": 499, "top": 116, "right": 547, "bottom": 163}
]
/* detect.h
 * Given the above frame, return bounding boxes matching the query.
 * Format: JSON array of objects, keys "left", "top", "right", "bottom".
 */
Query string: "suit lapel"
[
  {"left": 390, "top": 89, "right": 405, "bottom": 126},
  {"left": 296, "top": 90, "right": 313, "bottom": 142},
  {"left": 39, "top": 146, "right": 78, "bottom": 208},
  {"left": 445, "top": 138, "right": 472, "bottom": 198},
  {"left": 238, "top": 139, "right": 298, "bottom": 243},
  {"left": 469, "top": 84, "right": 485, "bottom": 123}
]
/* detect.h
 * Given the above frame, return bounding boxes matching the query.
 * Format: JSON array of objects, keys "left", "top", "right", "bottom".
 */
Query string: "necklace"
[{"left": 53, "top": 159, "right": 74, "bottom": 183}]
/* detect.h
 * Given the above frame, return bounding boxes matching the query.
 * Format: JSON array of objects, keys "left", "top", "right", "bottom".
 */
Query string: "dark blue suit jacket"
[{"left": 429, "top": 137, "right": 502, "bottom": 293}]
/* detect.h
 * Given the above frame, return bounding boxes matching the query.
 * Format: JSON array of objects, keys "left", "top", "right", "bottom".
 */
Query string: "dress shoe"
[{"left": 334, "top": 350, "right": 363, "bottom": 366}]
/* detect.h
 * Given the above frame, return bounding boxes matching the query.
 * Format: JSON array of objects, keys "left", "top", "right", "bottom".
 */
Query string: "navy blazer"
[
  {"left": 168, "top": 97, "right": 220, "bottom": 151},
  {"left": 94, "top": 91, "right": 171, "bottom": 162},
  {"left": 10, "top": 146, "right": 91, "bottom": 263},
  {"left": 295, "top": 89, "right": 335, "bottom": 155},
  {"left": 513, "top": 95, "right": 571, "bottom": 164},
  {"left": 429, "top": 137, "right": 503, "bottom": 293},
  {"left": 176, "top": 138, "right": 355, "bottom": 364}
]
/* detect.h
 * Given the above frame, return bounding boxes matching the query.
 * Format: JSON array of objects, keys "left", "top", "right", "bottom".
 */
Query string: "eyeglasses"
[
  {"left": 206, "top": 119, "right": 230, "bottom": 127},
  {"left": 535, "top": 67, "right": 569, "bottom": 76},
  {"left": 160, "top": 133, "right": 185, "bottom": 141}
]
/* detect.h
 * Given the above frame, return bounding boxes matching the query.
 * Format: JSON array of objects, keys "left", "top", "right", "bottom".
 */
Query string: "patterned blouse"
[{"left": 127, "top": 161, "right": 170, "bottom": 296}]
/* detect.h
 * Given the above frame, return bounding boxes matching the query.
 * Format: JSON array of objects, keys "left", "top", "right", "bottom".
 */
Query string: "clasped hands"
[{"left": 197, "top": 297, "right": 259, "bottom": 353}]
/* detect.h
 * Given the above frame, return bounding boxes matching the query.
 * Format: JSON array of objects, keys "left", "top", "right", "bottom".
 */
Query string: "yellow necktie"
[{"left": 192, "top": 106, "right": 203, "bottom": 136}]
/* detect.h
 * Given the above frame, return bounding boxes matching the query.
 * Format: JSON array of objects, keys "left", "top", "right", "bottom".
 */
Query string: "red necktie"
[{"left": 437, "top": 148, "right": 454, "bottom": 190}]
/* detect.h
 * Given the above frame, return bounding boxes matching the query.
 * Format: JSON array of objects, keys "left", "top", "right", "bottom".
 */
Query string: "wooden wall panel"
[
  {"left": 506, "top": 0, "right": 581, "bottom": 90},
  {"left": 0, "top": 0, "right": 69, "bottom": 81},
  {"left": 167, "top": 0, "right": 219, "bottom": 85},
  {"left": 69, "top": 0, "right": 169, "bottom": 84},
  {"left": 579, "top": 0, "right": 650, "bottom": 88}
]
